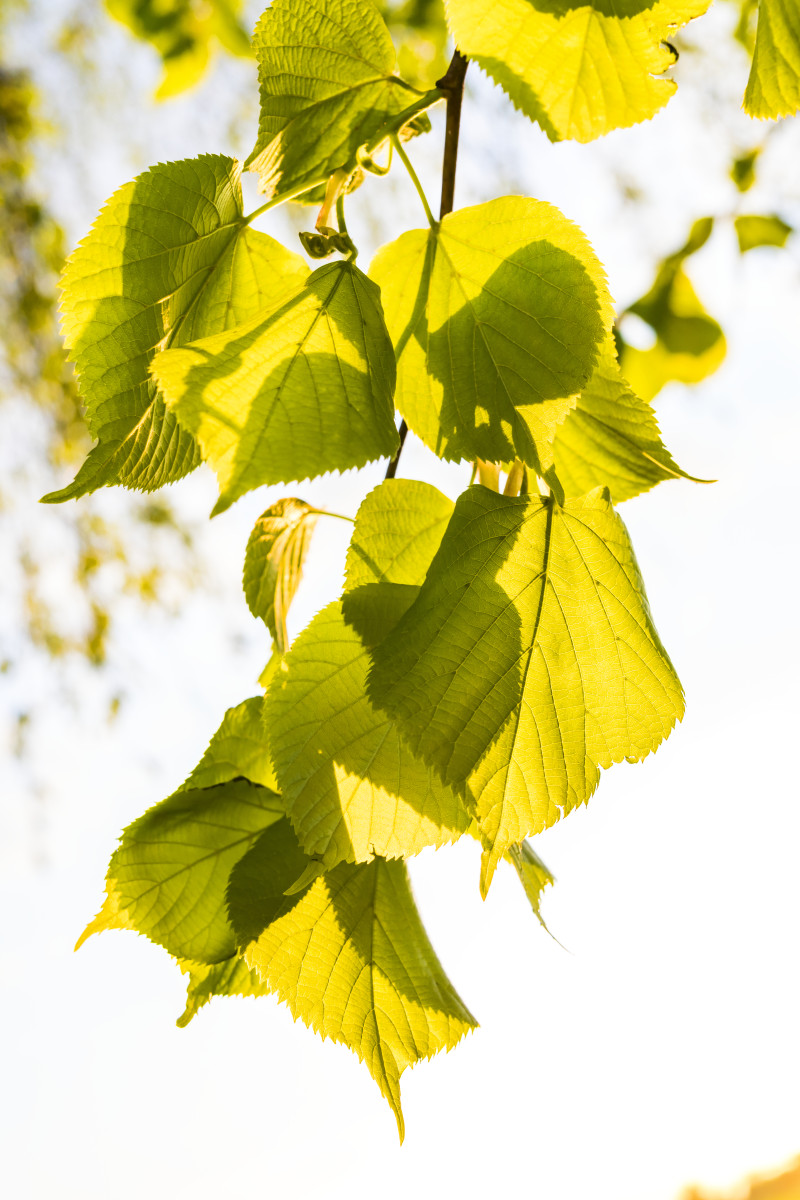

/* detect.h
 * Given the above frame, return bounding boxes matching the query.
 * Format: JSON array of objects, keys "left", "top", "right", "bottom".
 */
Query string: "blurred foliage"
[{"left": 681, "top": 1155, "right": 800, "bottom": 1200}]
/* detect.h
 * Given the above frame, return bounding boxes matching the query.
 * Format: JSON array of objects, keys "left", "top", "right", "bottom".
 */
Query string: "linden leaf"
[
  {"left": 184, "top": 696, "right": 278, "bottom": 793},
  {"left": 744, "top": 0, "right": 800, "bottom": 119},
  {"left": 734, "top": 213, "right": 793, "bottom": 252},
  {"left": 445, "top": 0, "right": 711, "bottom": 142},
  {"left": 506, "top": 840, "right": 555, "bottom": 931},
  {"left": 43, "top": 155, "right": 309, "bottom": 503},
  {"left": 152, "top": 261, "right": 399, "bottom": 512},
  {"left": 553, "top": 339, "right": 701, "bottom": 502},
  {"left": 369, "top": 485, "right": 684, "bottom": 892},
  {"left": 176, "top": 955, "right": 271, "bottom": 1027},
  {"left": 369, "top": 196, "right": 612, "bottom": 485},
  {"left": 230, "top": 840, "right": 477, "bottom": 1141},
  {"left": 265, "top": 601, "right": 471, "bottom": 870},
  {"left": 246, "top": 0, "right": 424, "bottom": 200},
  {"left": 243, "top": 499, "right": 321, "bottom": 651}
]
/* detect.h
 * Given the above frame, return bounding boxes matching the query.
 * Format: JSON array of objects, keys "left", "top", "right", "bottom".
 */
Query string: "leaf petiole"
[{"left": 391, "top": 134, "right": 436, "bottom": 228}]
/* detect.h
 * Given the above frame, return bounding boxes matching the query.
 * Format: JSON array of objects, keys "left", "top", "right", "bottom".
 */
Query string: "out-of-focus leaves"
[
  {"left": 731, "top": 146, "right": 761, "bottom": 192},
  {"left": 735, "top": 213, "right": 793, "bottom": 251}
]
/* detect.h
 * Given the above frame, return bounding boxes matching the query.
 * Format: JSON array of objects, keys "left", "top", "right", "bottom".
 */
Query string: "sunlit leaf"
[
  {"left": 243, "top": 499, "right": 320, "bottom": 651},
  {"left": 44, "top": 155, "right": 308, "bottom": 503},
  {"left": 176, "top": 955, "right": 270, "bottom": 1027},
  {"left": 506, "top": 840, "right": 555, "bottom": 930},
  {"left": 246, "top": 0, "right": 424, "bottom": 200},
  {"left": 230, "top": 835, "right": 477, "bottom": 1140},
  {"left": 734, "top": 213, "right": 793, "bottom": 251},
  {"left": 369, "top": 485, "right": 683, "bottom": 891},
  {"left": 265, "top": 601, "right": 471, "bottom": 869},
  {"left": 184, "top": 697, "right": 278, "bottom": 793},
  {"left": 744, "top": 0, "right": 800, "bottom": 119},
  {"left": 445, "top": 0, "right": 710, "bottom": 142},
  {"left": 370, "top": 196, "right": 612, "bottom": 487},
  {"left": 153, "top": 261, "right": 399, "bottom": 512}
]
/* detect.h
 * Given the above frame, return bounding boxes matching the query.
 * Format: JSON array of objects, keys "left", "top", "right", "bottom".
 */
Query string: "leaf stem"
[
  {"left": 244, "top": 175, "right": 331, "bottom": 225},
  {"left": 392, "top": 134, "right": 435, "bottom": 227}
]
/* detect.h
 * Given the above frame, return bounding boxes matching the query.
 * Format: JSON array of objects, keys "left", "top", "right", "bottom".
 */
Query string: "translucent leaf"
[
  {"left": 231, "top": 836, "right": 477, "bottom": 1140},
  {"left": 506, "top": 840, "right": 555, "bottom": 930},
  {"left": 246, "top": 0, "right": 423, "bottom": 200},
  {"left": 369, "top": 196, "right": 612, "bottom": 483},
  {"left": 176, "top": 955, "right": 270, "bottom": 1027},
  {"left": 265, "top": 601, "right": 471, "bottom": 870},
  {"left": 99, "top": 780, "right": 285, "bottom": 963},
  {"left": 445, "top": 0, "right": 710, "bottom": 143},
  {"left": 369, "top": 485, "right": 684, "bottom": 891},
  {"left": 744, "top": 0, "right": 800, "bottom": 119},
  {"left": 184, "top": 696, "right": 278, "bottom": 793},
  {"left": 43, "top": 155, "right": 308, "bottom": 503},
  {"left": 343, "top": 478, "right": 454, "bottom": 645},
  {"left": 618, "top": 218, "right": 725, "bottom": 401},
  {"left": 553, "top": 340, "right": 701, "bottom": 503},
  {"left": 153, "top": 261, "right": 399, "bottom": 512},
  {"left": 734, "top": 213, "right": 793, "bottom": 252},
  {"left": 243, "top": 499, "right": 319, "bottom": 652}
]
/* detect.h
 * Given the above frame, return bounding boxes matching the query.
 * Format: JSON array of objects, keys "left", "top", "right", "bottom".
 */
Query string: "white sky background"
[{"left": 2, "top": 3, "right": 800, "bottom": 1198}]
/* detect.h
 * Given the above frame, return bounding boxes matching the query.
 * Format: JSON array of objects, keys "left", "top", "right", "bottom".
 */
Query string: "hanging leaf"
[
  {"left": 229, "top": 833, "right": 477, "bottom": 1141},
  {"left": 176, "top": 955, "right": 270, "bottom": 1027},
  {"left": 184, "top": 696, "right": 278, "bottom": 793},
  {"left": 734, "top": 213, "right": 793, "bottom": 252},
  {"left": 243, "top": 499, "right": 321, "bottom": 651},
  {"left": 369, "top": 485, "right": 684, "bottom": 892},
  {"left": 506, "top": 840, "right": 555, "bottom": 931},
  {"left": 265, "top": 601, "right": 471, "bottom": 870},
  {"left": 553, "top": 340, "right": 701, "bottom": 503},
  {"left": 153, "top": 261, "right": 399, "bottom": 513},
  {"left": 370, "top": 196, "right": 612, "bottom": 487},
  {"left": 617, "top": 218, "right": 725, "bottom": 401},
  {"left": 445, "top": 0, "right": 710, "bottom": 143},
  {"left": 246, "top": 0, "right": 425, "bottom": 200},
  {"left": 744, "top": 0, "right": 800, "bottom": 119},
  {"left": 43, "top": 155, "right": 308, "bottom": 503}
]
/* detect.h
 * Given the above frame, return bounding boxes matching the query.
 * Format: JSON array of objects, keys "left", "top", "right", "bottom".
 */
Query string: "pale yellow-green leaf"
[
  {"left": 243, "top": 499, "right": 320, "bottom": 651},
  {"left": 734, "top": 213, "right": 793, "bottom": 251},
  {"left": 176, "top": 955, "right": 271, "bottom": 1027},
  {"left": 445, "top": 0, "right": 711, "bottom": 142},
  {"left": 183, "top": 696, "right": 278, "bottom": 793},
  {"left": 153, "top": 261, "right": 399, "bottom": 513},
  {"left": 744, "top": 0, "right": 800, "bottom": 119},
  {"left": 505, "top": 840, "right": 555, "bottom": 931}
]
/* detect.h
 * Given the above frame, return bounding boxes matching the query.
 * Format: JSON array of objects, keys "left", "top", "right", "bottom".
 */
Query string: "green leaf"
[
  {"left": 506, "top": 840, "right": 555, "bottom": 931},
  {"left": 43, "top": 155, "right": 309, "bottom": 503},
  {"left": 184, "top": 697, "right": 278, "bottom": 793},
  {"left": 343, "top": 479, "right": 455, "bottom": 645},
  {"left": 731, "top": 147, "right": 760, "bottom": 193},
  {"left": 243, "top": 499, "right": 320, "bottom": 652},
  {"left": 246, "top": 0, "right": 423, "bottom": 200},
  {"left": 369, "top": 485, "right": 684, "bottom": 892},
  {"left": 152, "top": 261, "right": 399, "bottom": 513},
  {"left": 552, "top": 339, "right": 701, "bottom": 503},
  {"left": 734, "top": 213, "right": 794, "bottom": 252},
  {"left": 618, "top": 218, "right": 725, "bottom": 401},
  {"left": 232, "top": 845, "right": 477, "bottom": 1140},
  {"left": 744, "top": 0, "right": 800, "bottom": 119},
  {"left": 265, "top": 601, "right": 471, "bottom": 870},
  {"left": 102, "top": 780, "right": 285, "bottom": 963},
  {"left": 176, "top": 955, "right": 270, "bottom": 1027},
  {"left": 445, "top": 0, "right": 711, "bottom": 143},
  {"left": 105, "top": 0, "right": 251, "bottom": 99},
  {"left": 369, "top": 196, "right": 612, "bottom": 485}
]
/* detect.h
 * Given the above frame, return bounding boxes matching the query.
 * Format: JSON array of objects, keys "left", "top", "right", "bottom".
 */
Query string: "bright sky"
[{"left": 2, "top": 4, "right": 800, "bottom": 1199}]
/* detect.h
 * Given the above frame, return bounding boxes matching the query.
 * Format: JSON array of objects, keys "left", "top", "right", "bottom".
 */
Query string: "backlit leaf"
[
  {"left": 734, "top": 213, "right": 793, "bottom": 251},
  {"left": 553, "top": 340, "right": 700, "bottom": 502},
  {"left": 369, "top": 485, "right": 683, "bottom": 891},
  {"left": 243, "top": 499, "right": 320, "bottom": 651},
  {"left": 369, "top": 196, "right": 612, "bottom": 485},
  {"left": 44, "top": 155, "right": 308, "bottom": 503},
  {"left": 232, "top": 842, "right": 477, "bottom": 1140},
  {"left": 184, "top": 696, "right": 278, "bottom": 793},
  {"left": 506, "top": 840, "right": 555, "bottom": 930},
  {"left": 744, "top": 0, "right": 800, "bottom": 119},
  {"left": 176, "top": 955, "right": 270, "bottom": 1027},
  {"left": 153, "top": 261, "right": 399, "bottom": 513},
  {"left": 265, "top": 601, "right": 471, "bottom": 870},
  {"left": 246, "top": 0, "right": 424, "bottom": 200},
  {"left": 445, "top": 0, "right": 710, "bottom": 142}
]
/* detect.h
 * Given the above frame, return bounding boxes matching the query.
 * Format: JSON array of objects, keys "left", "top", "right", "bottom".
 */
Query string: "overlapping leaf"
[
  {"left": 744, "top": 0, "right": 800, "bottom": 118},
  {"left": 445, "top": 0, "right": 710, "bottom": 143},
  {"left": 618, "top": 218, "right": 725, "bottom": 401},
  {"left": 246, "top": 0, "right": 423, "bottom": 200},
  {"left": 369, "top": 485, "right": 684, "bottom": 891},
  {"left": 176, "top": 955, "right": 271, "bottom": 1027},
  {"left": 265, "top": 601, "right": 471, "bottom": 870},
  {"left": 553, "top": 340, "right": 699, "bottom": 503},
  {"left": 369, "top": 196, "right": 612, "bottom": 486},
  {"left": 231, "top": 838, "right": 477, "bottom": 1140},
  {"left": 243, "top": 499, "right": 320, "bottom": 651},
  {"left": 44, "top": 155, "right": 308, "bottom": 503},
  {"left": 184, "top": 696, "right": 278, "bottom": 792},
  {"left": 153, "top": 261, "right": 399, "bottom": 512}
]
